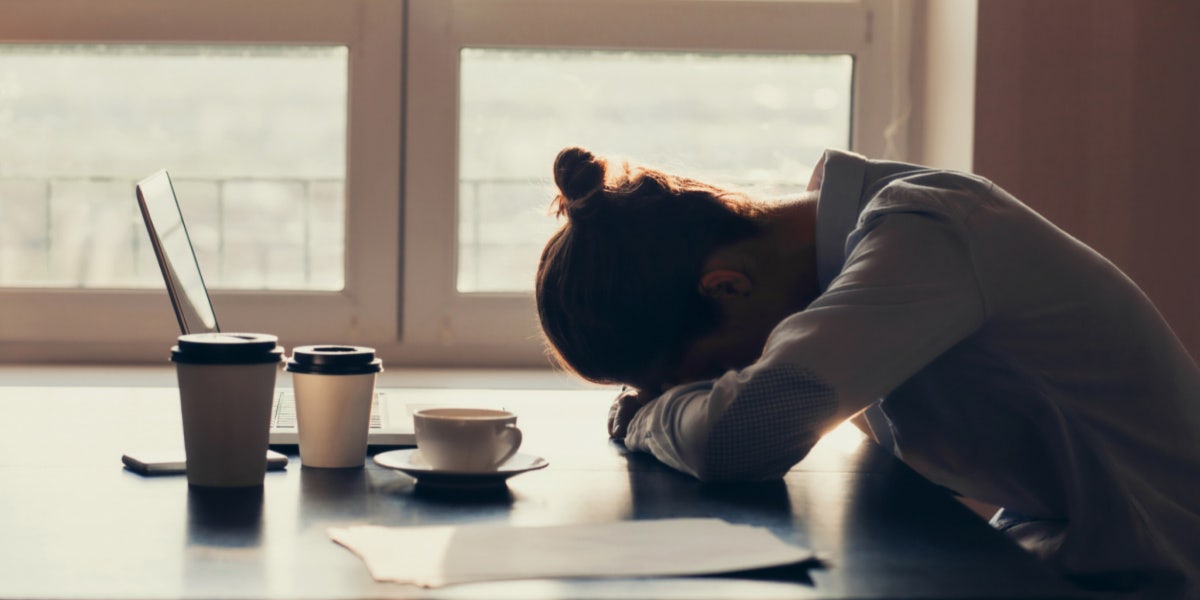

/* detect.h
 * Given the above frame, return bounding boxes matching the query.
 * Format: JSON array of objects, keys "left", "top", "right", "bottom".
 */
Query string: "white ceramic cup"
[
  {"left": 286, "top": 345, "right": 383, "bottom": 469},
  {"left": 171, "top": 333, "right": 284, "bottom": 488},
  {"left": 413, "top": 408, "right": 522, "bottom": 472}
]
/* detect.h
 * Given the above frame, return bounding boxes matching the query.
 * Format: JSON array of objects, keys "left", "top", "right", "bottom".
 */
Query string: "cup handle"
[{"left": 493, "top": 424, "right": 522, "bottom": 468}]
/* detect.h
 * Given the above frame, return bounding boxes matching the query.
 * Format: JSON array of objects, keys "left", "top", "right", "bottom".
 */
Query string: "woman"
[{"left": 536, "top": 146, "right": 1200, "bottom": 598}]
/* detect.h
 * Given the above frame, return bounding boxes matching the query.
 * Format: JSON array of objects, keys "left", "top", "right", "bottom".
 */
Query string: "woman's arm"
[{"left": 620, "top": 210, "right": 987, "bottom": 482}]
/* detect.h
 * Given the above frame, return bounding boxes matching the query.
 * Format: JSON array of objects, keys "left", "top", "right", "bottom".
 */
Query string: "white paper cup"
[
  {"left": 414, "top": 408, "right": 522, "bottom": 472},
  {"left": 171, "top": 333, "right": 283, "bottom": 488},
  {"left": 286, "top": 346, "right": 382, "bottom": 469}
]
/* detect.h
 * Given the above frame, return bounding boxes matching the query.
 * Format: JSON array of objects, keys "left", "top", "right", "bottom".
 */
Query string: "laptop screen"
[{"left": 135, "top": 170, "right": 220, "bottom": 335}]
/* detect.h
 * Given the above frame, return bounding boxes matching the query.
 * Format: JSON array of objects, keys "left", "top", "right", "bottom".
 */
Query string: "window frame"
[
  {"left": 400, "top": 0, "right": 911, "bottom": 366},
  {"left": 0, "top": 0, "right": 910, "bottom": 366},
  {"left": 0, "top": 0, "right": 402, "bottom": 363}
]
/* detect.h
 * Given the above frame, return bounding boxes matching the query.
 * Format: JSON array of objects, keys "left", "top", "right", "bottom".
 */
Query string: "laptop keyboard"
[{"left": 271, "top": 391, "right": 383, "bottom": 430}]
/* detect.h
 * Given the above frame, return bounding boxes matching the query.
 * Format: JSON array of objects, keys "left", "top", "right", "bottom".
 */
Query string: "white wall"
[{"left": 910, "top": 0, "right": 977, "bottom": 172}]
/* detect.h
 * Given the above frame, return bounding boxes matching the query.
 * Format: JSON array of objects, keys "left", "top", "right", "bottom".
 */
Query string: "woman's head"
[{"left": 535, "top": 147, "right": 762, "bottom": 390}]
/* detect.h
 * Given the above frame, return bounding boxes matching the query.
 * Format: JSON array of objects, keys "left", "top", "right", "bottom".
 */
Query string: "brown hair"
[{"left": 535, "top": 147, "right": 761, "bottom": 390}]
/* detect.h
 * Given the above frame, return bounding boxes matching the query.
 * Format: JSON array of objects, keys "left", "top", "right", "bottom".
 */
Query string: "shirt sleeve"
[{"left": 622, "top": 206, "right": 988, "bottom": 482}]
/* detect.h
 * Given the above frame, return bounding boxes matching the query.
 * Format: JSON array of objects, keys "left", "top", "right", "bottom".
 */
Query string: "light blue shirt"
[{"left": 624, "top": 150, "right": 1200, "bottom": 597}]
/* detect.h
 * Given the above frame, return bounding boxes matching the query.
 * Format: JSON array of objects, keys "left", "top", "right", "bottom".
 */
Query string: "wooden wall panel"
[{"left": 973, "top": 0, "right": 1200, "bottom": 359}]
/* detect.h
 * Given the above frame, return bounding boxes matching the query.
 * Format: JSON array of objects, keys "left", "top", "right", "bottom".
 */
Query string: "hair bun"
[{"left": 553, "top": 146, "right": 606, "bottom": 220}]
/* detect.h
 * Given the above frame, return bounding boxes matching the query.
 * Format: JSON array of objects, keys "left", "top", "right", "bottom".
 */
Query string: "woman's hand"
[{"left": 608, "top": 387, "right": 656, "bottom": 440}]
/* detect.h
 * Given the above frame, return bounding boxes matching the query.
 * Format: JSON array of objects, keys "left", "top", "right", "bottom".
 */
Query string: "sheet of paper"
[{"left": 329, "top": 518, "right": 812, "bottom": 588}]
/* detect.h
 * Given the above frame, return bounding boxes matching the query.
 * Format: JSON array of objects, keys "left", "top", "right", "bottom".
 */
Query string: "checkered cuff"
[{"left": 702, "top": 365, "right": 838, "bottom": 481}]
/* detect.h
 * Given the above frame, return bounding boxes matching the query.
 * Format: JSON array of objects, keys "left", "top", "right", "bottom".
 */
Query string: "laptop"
[{"left": 135, "top": 169, "right": 415, "bottom": 447}]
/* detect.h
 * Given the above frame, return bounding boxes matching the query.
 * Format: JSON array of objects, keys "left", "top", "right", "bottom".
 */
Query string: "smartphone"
[{"left": 122, "top": 450, "right": 289, "bottom": 475}]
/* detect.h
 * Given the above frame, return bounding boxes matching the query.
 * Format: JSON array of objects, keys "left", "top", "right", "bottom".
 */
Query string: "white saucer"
[{"left": 373, "top": 449, "right": 548, "bottom": 488}]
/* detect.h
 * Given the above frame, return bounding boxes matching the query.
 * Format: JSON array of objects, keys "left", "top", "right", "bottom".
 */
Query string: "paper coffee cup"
[
  {"left": 285, "top": 345, "right": 382, "bottom": 469},
  {"left": 171, "top": 333, "right": 284, "bottom": 488},
  {"left": 413, "top": 408, "right": 522, "bottom": 472}
]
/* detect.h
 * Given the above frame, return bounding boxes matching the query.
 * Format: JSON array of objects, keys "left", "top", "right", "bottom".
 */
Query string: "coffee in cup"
[
  {"left": 285, "top": 345, "right": 382, "bottom": 468},
  {"left": 413, "top": 408, "right": 522, "bottom": 472},
  {"left": 171, "top": 333, "right": 284, "bottom": 488}
]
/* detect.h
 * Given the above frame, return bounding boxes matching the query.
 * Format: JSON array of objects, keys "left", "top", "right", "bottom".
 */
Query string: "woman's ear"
[{"left": 699, "top": 269, "right": 752, "bottom": 298}]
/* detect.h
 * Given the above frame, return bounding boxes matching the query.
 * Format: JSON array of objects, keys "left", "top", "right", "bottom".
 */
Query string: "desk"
[{"left": 0, "top": 384, "right": 1083, "bottom": 599}]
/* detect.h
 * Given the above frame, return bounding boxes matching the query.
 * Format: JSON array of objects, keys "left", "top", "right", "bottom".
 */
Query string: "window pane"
[
  {"left": 0, "top": 44, "right": 347, "bottom": 290},
  {"left": 457, "top": 49, "right": 853, "bottom": 293}
]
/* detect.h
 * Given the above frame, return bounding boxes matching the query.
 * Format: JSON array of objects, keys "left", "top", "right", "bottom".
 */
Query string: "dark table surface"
[{"left": 0, "top": 384, "right": 1086, "bottom": 599}]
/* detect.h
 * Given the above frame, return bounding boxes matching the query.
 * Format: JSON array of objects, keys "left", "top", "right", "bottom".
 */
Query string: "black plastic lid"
[
  {"left": 170, "top": 333, "right": 283, "bottom": 365},
  {"left": 285, "top": 345, "right": 382, "bottom": 375}
]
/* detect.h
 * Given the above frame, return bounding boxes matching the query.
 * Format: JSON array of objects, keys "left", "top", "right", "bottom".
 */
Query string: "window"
[
  {"left": 456, "top": 48, "right": 853, "bottom": 293},
  {"left": 0, "top": 0, "right": 909, "bottom": 365},
  {"left": 0, "top": 44, "right": 348, "bottom": 291},
  {"left": 403, "top": 0, "right": 909, "bottom": 364},
  {"left": 0, "top": 0, "right": 401, "bottom": 361}
]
